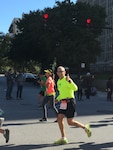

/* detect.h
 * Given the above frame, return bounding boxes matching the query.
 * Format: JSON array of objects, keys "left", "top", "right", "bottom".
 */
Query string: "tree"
[
  {"left": 0, "top": 32, "right": 12, "bottom": 72},
  {"left": 8, "top": 0, "right": 106, "bottom": 71}
]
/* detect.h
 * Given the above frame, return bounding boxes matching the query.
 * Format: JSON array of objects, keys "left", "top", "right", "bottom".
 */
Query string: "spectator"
[
  {"left": 6, "top": 68, "right": 15, "bottom": 100},
  {"left": 106, "top": 77, "right": 113, "bottom": 101},
  {"left": 76, "top": 75, "right": 83, "bottom": 100},
  {"left": 84, "top": 72, "right": 94, "bottom": 100},
  {"left": 16, "top": 70, "right": 24, "bottom": 100}
]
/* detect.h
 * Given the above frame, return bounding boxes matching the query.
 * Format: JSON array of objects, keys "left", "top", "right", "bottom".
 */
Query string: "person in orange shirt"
[{"left": 39, "top": 69, "right": 58, "bottom": 122}]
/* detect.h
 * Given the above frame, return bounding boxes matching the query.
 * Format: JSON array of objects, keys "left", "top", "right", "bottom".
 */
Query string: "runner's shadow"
[
  {"left": 90, "top": 117, "right": 113, "bottom": 128},
  {"left": 64, "top": 142, "right": 113, "bottom": 150},
  {"left": 91, "top": 118, "right": 113, "bottom": 124},
  {"left": 3, "top": 121, "right": 56, "bottom": 127},
  {"left": 90, "top": 123, "right": 108, "bottom": 128},
  {"left": 3, "top": 122, "right": 39, "bottom": 127}
]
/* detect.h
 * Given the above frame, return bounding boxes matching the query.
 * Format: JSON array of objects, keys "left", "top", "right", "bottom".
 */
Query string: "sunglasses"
[{"left": 57, "top": 71, "right": 65, "bottom": 73}]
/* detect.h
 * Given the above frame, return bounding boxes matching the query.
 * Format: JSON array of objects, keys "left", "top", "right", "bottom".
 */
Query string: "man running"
[{"left": 54, "top": 66, "right": 92, "bottom": 145}]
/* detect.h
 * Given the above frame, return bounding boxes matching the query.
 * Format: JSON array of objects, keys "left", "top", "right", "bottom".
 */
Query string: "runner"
[
  {"left": 0, "top": 117, "right": 10, "bottom": 143},
  {"left": 39, "top": 69, "right": 58, "bottom": 122},
  {"left": 37, "top": 71, "right": 46, "bottom": 107},
  {"left": 54, "top": 66, "right": 92, "bottom": 145}
]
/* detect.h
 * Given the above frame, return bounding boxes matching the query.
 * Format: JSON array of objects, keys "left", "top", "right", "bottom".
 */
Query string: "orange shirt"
[{"left": 45, "top": 76, "right": 55, "bottom": 95}]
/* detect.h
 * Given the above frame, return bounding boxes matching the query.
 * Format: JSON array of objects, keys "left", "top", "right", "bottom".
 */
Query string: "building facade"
[
  {"left": 77, "top": 0, "right": 113, "bottom": 72},
  {"left": 8, "top": 18, "right": 20, "bottom": 36}
]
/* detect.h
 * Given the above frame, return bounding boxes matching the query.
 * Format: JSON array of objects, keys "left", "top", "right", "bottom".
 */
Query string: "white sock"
[{"left": 62, "top": 137, "right": 67, "bottom": 140}]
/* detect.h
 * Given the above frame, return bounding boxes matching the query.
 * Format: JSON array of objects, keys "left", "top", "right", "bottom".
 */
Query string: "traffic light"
[
  {"left": 43, "top": 13, "right": 49, "bottom": 28},
  {"left": 43, "top": 13, "right": 49, "bottom": 20},
  {"left": 86, "top": 18, "right": 91, "bottom": 27}
]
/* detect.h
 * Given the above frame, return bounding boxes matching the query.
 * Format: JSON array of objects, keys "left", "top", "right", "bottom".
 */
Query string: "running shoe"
[
  {"left": 54, "top": 138, "right": 68, "bottom": 145},
  {"left": 39, "top": 118, "right": 47, "bottom": 122},
  {"left": 85, "top": 124, "right": 92, "bottom": 137},
  {"left": 54, "top": 119, "right": 57, "bottom": 123},
  {"left": 4, "top": 129, "right": 10, "bottom": 143}
]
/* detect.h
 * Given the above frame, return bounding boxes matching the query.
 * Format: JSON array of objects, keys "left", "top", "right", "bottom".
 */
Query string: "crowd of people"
[
  {"left": 5, "top": 68, "right": 24, "bottom": 100},
  {"left": 75, "top": 72, "right": 97, "bottom": 101},
  {"left": 75, "top": 73, "right": 113, "bottom": 102},
  {"left": 5, "top": 67, "right": 97, "bottom": 103}
]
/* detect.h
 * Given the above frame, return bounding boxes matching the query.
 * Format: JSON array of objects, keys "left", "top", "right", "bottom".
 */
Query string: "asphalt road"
[{"left": 0, "top": 75, "right": 113, "bottom": 150}]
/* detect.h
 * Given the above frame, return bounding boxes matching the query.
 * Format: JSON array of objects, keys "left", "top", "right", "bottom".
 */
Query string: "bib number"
[{"left": 60, "top": 101, "right": 67, "bottom": 110}]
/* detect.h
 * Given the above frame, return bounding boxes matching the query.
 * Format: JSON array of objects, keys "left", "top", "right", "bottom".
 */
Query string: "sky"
[{"left": 0, "top": 0, "right": 77, "bottom": 34}]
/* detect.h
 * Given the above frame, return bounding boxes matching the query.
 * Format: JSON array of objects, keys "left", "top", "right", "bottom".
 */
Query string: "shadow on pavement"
[
  {"left": 3, "top": 122, "right": 38, "bottom": 127},
  {"left": 64, "top": 142, "right": 113, "bottom": 150},
  {"left": 0, "top": 142, "right": 113, "bottom": 150},
  {"left": 3, "top": 120, "right": 58, "bottom": 127},
  {"left": 90, "top": 117, "right": 113, "bottom": 128},
  {"left": 0, "top": 144, "right": 53, "bottom": 150}
]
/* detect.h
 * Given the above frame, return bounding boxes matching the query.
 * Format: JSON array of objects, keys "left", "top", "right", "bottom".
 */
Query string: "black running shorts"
[{"left": 58, "top": 99, "right": 76, "bottom": 118}]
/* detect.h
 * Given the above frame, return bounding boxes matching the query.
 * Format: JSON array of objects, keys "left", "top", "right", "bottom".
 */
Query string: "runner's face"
[
  {"left": 57, "top": 67, "right": 66, "bottom": 79},
  {"left": 45, "top": 72, "right": 50, "bottom": 77}
]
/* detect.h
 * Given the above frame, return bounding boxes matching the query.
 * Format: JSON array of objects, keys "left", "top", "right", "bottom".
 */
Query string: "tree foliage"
[
  {"left": 0, "top": 33, "right": 11, "bottom": 58},
  {"left": 0, "top": 32, "right": 12, "bottom": 71},
  {"left": 8, "top": 0, "right": 106, "bottom": 70}
]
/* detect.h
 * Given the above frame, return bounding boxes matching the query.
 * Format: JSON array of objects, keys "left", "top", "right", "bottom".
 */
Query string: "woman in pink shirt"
[{"left": 39, "top": 69, "right": 58, "bottom": 122}]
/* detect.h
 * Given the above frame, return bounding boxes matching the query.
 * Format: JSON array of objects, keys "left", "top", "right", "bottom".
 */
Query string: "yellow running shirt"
[{"left": 56, "top": 76, "right": 78, "bottom": 101}]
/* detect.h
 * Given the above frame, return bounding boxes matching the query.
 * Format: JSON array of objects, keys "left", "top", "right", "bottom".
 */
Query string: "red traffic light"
[
  {"left": 43, "top": 13, "right": 49, "bottom": 19},
  {"left": 86, "top": 18, "right": 91, "bottom": 24}
]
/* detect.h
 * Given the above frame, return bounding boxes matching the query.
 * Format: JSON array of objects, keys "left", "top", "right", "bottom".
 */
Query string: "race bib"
[{"left": 60, "top": 101, "right": 67, "bottom": 110}]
